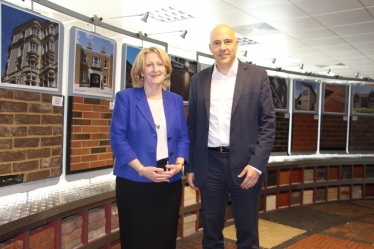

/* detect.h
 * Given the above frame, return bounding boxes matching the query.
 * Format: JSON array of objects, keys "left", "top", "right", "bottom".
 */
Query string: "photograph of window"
[
  {"left": 68, "top": 26, "right": 116, "bottom": 99},
  {"left": 169, "top": 55, "right": 198, "bottom": 102},
  {"left": 269, "top": 76, "right": 288, "bottom": 111},
  {"left": 121, "top": 44, "right": 141, "bottom": 90},
  {"left": 323, "top": 83, "right": 347, "bottom": 114},
  {"left": 352, "top": 85, "right": 374, "bottom": 115},
  {"left": 293, "top": 80, "right": 318, "bottom": 113},
  {"left": 0, "top": 2, "right": 63, "bottom": 93}
]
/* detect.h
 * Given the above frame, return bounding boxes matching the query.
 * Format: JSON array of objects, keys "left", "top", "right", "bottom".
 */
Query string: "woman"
[{"left": 110, "top": 46, "right": 189, "bottom": 249}]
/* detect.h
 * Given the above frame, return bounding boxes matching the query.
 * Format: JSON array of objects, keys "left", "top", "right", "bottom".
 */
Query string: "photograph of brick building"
[
  {"left": 170, "top": 55, "right": 197, "bottom": 102},
  {"left": 353, "top": 85, "right": 374, "bottom": 114},
  {"left": 1, "top": 4, "right": 60, "bottom": 92},
  {"left": 269, "top": 76, "right": 288, "bottom": 110},
  {"left": 294, "top": 80, "right": 318, "bottom": 112},
  {"left": 323, "top": 83, "right": 347, "bottom": 113},
  {"left": 71, "top": 27, "right": 115, "bottom": 98}
]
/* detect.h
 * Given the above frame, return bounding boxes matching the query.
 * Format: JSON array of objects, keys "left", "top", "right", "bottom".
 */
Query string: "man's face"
[{"left": 209, "top": 26, "right": 238, "bottom": 70}]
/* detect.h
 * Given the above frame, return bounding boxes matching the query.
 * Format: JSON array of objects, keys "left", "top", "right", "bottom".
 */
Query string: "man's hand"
[
  {"left": 186, "top": 173, "right": 200, "bottom": 191},
  {"left": 238, "top": 166, "right": 260, "bottom": 189}
]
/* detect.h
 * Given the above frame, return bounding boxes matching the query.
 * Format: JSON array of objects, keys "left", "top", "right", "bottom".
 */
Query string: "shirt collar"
[{"left": 212, "top": 58, "right": 239, "bottom": 77}]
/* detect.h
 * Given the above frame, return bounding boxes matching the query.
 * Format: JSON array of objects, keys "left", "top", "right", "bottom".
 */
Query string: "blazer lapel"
[
  {"left": 136, "top": 88, "right": 156, "bottom": 132},
  {"left": 231, "top": 61, "right": 249, "bottom": 117},
  {"left": 163, "top": 91, "right": 174, "bottom": 134},
  {"left": 203, "top": 66, "right": 214, "bottom": 120}
]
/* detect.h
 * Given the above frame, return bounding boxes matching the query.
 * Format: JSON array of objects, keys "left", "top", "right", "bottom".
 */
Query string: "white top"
[
  {"left": 208, "top": 59, "right": 238, "bottom": 147},
  {"left": 147, "top": 99, "right": 168, "bottom": 161}
]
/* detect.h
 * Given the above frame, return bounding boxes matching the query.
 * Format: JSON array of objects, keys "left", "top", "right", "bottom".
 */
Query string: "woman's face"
[{"left": 141, "top": 52, "right": 166, "bottom": 88}]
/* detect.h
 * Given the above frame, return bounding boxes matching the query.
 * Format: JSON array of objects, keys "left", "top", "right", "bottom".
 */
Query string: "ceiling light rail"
[
  {"left": 252, "top": 64, "right": 374, "bottom": 83},
  {"left": 30, "top": 0, "right": 168, "bottom": 50}
]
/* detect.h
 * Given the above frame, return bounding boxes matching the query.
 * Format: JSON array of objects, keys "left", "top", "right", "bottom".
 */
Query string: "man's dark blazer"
[{"left": 186, "top": 60, "right": 275, "bottom": 187}]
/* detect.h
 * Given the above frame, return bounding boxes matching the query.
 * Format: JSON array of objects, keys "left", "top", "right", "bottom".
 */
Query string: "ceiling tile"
[
  {"left": 361, "top": 0, "right": 374, "bottom": 7},
  {"left": 367, "top": 6, "right": 374, "bottom": 15},
  {"left": 303, "top": 37, "right": 348, "bottom": 47},
  {"left": 352, "top": 42, "right": 374, "bottom": 50},
  {"left": 328, "top": 51, "right": 368, "bottom": 59},
  {"left": 266, "top": 17, "right": 323, "bottom": 32},
  {"left": 243, "top": 2, "right": 308, "bottom": 22},
  {"left": 342, "top": 33, "right": 374, "bottom": 44},
  {"left": 172, "top": 0, "right": 238, "bottom": 17},
  {"left": 287, "top": 28, "right": 336, "bottom": 40},
  {"left": 339, "top": 57, "right": 373, "bottom": 64},
  {"left": 329, "top": 22, "right": 374, "bottom": 36},
  {"left": 223, "top": 0, "right": 289, "bottom": 9},
  {"left": 313, "top": 9, "right": 374, "bottom": 27},
  {"left": 316, "top": 44, "right": 357, "bottom": 53},
  {"left": 205, "top": 10, "right": 260, "bottom": 26},
  {"left": 292, "top": 0, "right": 363, "bottom": 15}
]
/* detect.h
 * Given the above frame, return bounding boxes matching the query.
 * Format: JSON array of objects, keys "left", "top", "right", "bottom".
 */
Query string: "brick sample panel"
[
  {"left": 320, "top": 114, "right": 347, "bottom": 151},
  {"left": 88, "top": 207, "right": 106, "bottom": 241},
  {"left": 350, "top": 116, "right": 374, "bottom": 151},
  {"left": 67, "top": 96, "right": 113, "bottom": 173},
  {"left": 291, "top": 113, "right": 318, "bottom": 153},
  {"left": 272, "top": 112, "right": 289, "bottom": 153},
  {"left": 0, "top": 89, "right": 63, "bottom": 184}
]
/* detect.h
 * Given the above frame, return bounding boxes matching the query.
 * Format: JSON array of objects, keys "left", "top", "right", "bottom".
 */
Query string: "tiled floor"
[{"left": 176, "top": 199, "right": 374, "bottom": 249}]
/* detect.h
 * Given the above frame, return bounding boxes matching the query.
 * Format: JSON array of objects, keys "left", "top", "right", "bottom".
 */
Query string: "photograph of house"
[
  {"left": 72, "top": 28, "right": 115, "bottom": 98},
  {"left": 170, "top": 55, "right": 197, "bottom": 102},
  {"left": 123, "top": 45, "right": 141, "bottom": 89},
  {"left": 323, "top": 84, "right": 347, "bottom": 113},
  {"left": 294, "top": 80, "right": 318, "bottom": 111},
  {"left": 353, "top": 85, "right": 374, "bottom": 114},
  {"left": 1, "top": 4, "right": 60, "bottom": 91},
  {"left": 269, "top": 76, "right": 288, "bottom": 110}
]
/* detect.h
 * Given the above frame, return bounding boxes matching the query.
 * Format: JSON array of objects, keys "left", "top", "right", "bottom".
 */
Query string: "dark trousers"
[
  {"left": 116, "top": 177, "right": 182, "bottom": 249},
  {"left": 200, "top": 150, "right": 262, "bottom": 249}
]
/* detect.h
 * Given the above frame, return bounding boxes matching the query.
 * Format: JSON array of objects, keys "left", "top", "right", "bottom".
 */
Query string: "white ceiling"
[{"left": 5, "top": 0, "right": 374, "bottom": 80}]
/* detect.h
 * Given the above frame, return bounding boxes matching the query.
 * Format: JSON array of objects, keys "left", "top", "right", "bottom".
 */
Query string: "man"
[{"left": 186, "top": 24, "right": 275, "bottom": 249}]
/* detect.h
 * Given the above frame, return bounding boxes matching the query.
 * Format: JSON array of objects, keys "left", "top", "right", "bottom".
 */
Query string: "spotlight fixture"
[
  {"left": 140, "top": 12, "right": 149, "bottom": 22},
  {"left": 299, "top": 64, "right": 304, "bottom": 70},
  {"left": 271, "top": 58, "right": 276, "bottom": 64},
  {"left": 327, "top": 68, "right": 331, "bottom": 74},
  {"left": 144, "top": 30, "right": 188, "bottom": 39},
  {"left": 243, "top": 51, "right": 247, "bottom": 57},
  {"left": 355, "top": 72, "right": 359, "bottom": 77}
]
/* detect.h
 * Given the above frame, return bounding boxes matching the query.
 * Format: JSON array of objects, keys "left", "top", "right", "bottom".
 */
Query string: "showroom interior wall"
[{"left": 0, "top": 0, "right": 373, "bottom": 198}]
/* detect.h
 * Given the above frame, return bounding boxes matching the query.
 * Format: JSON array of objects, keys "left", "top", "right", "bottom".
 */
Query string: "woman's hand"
[
  {"left": 164, "top": 163, "right": 183, "bottom": 177},
  {"left": 141, "top": 166, "right": 171, "bottom": 182}
]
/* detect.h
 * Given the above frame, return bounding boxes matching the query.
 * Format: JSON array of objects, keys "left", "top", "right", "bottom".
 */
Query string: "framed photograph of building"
[
  {"left": 322, "top": 83, "right": 348, "bottom": 114},
  {"left": 352, "top": 85, "right": 374, "bottom": 115},
  {"left": 68, "top": 26, "right": 116, "bottom": 99},
  {"left": 120, "top": 44, "right": 141, "bottom": 90},
  {"left": 169, "top": 55, "right": 198, "bottom": 103},
  {"left": 0, "top": 2, "right": 63, "bottom": 94},
  {"left": 269, "top": 76, "right": 288, "bottom": 111},
  {"left": 293, "top": 79, "right": 319, "bottom": 113}
]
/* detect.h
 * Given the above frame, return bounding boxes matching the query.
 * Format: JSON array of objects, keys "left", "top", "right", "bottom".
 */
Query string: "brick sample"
[
  {"left": 68, "top": 96, "right": 113, "bottom": 173},
  {"left": 0, "top": 89, "right": 63, "bottom": 183}
]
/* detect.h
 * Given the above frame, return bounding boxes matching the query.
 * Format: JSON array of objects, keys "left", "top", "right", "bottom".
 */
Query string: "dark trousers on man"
[{"left": 200, "top": 150, "right": 262, "bottom": 249}]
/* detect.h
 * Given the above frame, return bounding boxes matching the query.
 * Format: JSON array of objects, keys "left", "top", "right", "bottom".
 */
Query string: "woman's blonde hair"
[{"left": 130, "top": 46, "right": 172, "bottom": 88}]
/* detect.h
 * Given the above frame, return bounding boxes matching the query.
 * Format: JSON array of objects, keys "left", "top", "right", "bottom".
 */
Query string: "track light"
[
  {"left": 299, "top": 64, "right": 304, "bottom": 70},
  {"left": 271, "top": 58, "right": 276, "bottom": 64},
  {"left": 355, "top": 72, "right": 359, "bottom": 77},
  {"left": 180, "top": 30, "right": 188, "bottom": 39},
  {"left": 243, "top": 51, "right": 247, "bottom": 57},
  {"left": 327, "top": 68, "right": 331, "bottom": 74},
  {"left": 143, "top": 30, "right": 188, "bottom": 39},
  {"left": 140, "top": 12, "right": 149, "bottom": 22}
]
